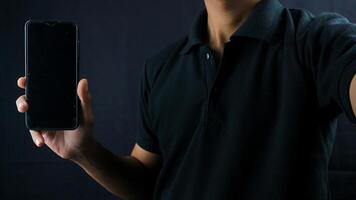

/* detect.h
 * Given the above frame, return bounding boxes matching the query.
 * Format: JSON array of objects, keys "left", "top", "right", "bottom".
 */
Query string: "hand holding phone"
[
  {"left": 18, "top": 20, "right": 96, "bottom": 160},
  {"left": 16, "top": 77, "right": 95, "bottom": 160}
]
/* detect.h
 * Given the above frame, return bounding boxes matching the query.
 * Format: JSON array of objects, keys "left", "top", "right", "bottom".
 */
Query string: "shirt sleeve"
[
  {"left": 135, "top": 59, "right": 160, "bottom": 153},
  {"left": 297, "top": 12, "right": 356, "bottom": 123}
]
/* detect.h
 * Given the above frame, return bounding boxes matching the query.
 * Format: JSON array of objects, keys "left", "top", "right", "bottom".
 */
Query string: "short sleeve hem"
[{"left": 135, "top": 135, "right": 161, "bottom": 154}]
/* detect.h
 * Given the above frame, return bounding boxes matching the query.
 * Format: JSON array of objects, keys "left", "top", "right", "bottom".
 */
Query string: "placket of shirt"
[
  {"left": 200, "top": 45, "right": 222, "bottom": 133},
  {"left": 201, "top": 45, "right": 218, "bottom": 93}
]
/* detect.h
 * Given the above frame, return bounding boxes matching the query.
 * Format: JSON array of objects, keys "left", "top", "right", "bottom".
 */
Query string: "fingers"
[
  {"left": 17, "top": 76, "right": 26, "bottom": 89},
  {"left": 77, "top": 79, "right": 94, "bottom": 125},
  {"left": 18, "top": 77, "right": 42, "bottom": 147},
  {"left": 30, "top": 130, "right": 45, "bottom": 147},
  {"left": 16, "top": 77, "right": 27, "bottom": 112},
  {"left": 42, "top": 131, "right": 55, "bottom": 141},
  {"left": 77, "top": 79, "right": 91, "bottom": 105},
  {"left": 16, "top": 95, "right": 28, "bottom": 112}
]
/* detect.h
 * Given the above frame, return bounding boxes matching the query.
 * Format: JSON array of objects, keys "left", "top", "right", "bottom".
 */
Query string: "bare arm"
[
  {"left": 349, "top": 74, "right": 356, "bottom": 117},
  {"left": 16, "top": 76, "right": 161, "bottom": 200},
  {"left": 73, "top": 142, "right": 161, "bottom": 200}
]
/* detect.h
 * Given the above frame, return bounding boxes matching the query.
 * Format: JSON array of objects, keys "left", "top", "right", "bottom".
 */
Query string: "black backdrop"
[{"left": 0, "top": 0, "right": 355, "bottom": 200}]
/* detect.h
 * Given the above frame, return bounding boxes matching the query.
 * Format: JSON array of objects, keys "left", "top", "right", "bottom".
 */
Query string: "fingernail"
[
  {"left": 18, "top": 102, "right": 24, "bottom": 110},
  {"left": 34, "top": 139, "right": 39, "bottom": 146},
  {"left": 85, "top": 80, "right": 89, "bottom": 92}
]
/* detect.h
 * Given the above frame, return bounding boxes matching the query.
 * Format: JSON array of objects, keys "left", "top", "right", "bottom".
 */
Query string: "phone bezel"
[{"left": 24, "top": 20, "right": 80, "bottom": 131}]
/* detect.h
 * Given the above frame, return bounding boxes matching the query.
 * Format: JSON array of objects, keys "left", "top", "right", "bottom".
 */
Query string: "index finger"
[{"left": 17, "top": 76, "right": 26, "bottom": 89}]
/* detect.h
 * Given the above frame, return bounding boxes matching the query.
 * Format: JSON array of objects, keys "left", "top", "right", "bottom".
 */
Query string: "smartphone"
[{"left": 24, "top": 20, "right": 79, "bottom": 130}]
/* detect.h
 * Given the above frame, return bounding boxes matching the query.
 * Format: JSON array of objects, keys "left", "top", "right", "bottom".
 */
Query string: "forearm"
[{"left": 72, "top": 140, "right": 156, "bottom": 200}]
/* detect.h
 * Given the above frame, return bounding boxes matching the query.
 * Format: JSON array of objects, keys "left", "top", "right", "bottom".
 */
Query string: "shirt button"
[{"left": 206, "top": 53, "right": 210, "bottom": 60}]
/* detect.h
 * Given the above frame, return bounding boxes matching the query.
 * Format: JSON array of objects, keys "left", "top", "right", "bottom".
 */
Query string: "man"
[{"left": 15, "top": 0, "right": 356, "bottom": 199}]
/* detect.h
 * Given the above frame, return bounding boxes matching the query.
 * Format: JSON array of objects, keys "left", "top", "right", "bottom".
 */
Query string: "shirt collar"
[{"left": 180, "top": 0, "right": 284, "bottom": 55}]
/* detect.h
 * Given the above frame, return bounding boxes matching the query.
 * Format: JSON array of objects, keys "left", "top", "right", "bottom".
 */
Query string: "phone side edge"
[
  {"left": 74, "top": 22, "right": 80, "bottom": 130},
  {"left": 24, "top": 19, "right": 31, "bottom": 129}
]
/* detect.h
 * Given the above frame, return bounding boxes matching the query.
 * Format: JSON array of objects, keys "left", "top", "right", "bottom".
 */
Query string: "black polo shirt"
[{"left": 135, "top": 0, "right": 356, "bottom": 199}]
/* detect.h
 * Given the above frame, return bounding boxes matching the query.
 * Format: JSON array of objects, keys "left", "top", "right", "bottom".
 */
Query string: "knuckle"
[{"left": 16, "top": 96, "right": 26, "bottom": 107}]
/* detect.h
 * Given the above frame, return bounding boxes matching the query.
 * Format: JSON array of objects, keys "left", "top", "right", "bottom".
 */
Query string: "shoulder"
[
  {"left": 285, "top": 8, "right": 353, "bottom": 39},
  {"left": 144, "top": 36, "right": 188, "bottom": 87}
]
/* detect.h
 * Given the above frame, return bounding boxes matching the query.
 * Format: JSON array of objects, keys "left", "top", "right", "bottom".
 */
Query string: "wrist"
[{"left": 71, "top": 137, "right": 100, "bottom": 165}]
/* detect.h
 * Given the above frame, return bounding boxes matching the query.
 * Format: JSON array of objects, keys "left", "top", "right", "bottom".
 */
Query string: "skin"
[
  {"left": 16, "top": 78, "right": 161, "bottom": 199},
  {"left": 349, "top": 75, "right": 356, "bottom": 117},
  {"left": 205, "top": 0, "right": 261, "bottom": 61},
  {"left": 206, "top": 0, "right": 356, "bottom": 120},
  {"left": 16, "top": 1, "right": 356, "bottom": 199},
  {"left": 24, "top": 0, "right": 351, "bottom": 199}
]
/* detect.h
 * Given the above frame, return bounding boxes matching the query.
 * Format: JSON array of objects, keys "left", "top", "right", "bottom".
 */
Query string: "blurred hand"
[{"left": 16, "top": 77, "right": 95, "bottom": 161}]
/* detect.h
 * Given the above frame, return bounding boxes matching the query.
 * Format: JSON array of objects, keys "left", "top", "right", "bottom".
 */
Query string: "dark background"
[{"left": 0, "top": 0, "right": 355, "bottom": 199}]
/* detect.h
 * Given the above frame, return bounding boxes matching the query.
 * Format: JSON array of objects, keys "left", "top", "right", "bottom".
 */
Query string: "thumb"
[{"left": 77, "top": 79, "right": 94, "bottom": 124}]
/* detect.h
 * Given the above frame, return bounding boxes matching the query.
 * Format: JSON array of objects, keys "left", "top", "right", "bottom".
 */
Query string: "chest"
[{"left": 148, "top": 42, "right": 315, "bottom": 154}]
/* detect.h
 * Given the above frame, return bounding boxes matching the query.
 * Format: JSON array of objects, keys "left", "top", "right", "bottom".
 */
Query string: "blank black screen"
[{"left": 26, "top": 21, "right": 78, "bottom": 130}]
